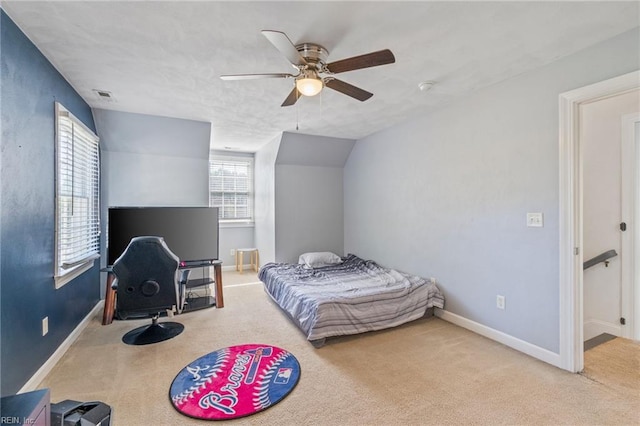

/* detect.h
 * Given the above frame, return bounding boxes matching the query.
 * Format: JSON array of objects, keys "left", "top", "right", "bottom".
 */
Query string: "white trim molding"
[
  {"left": 621, "top": 112, "right": 640, "bottom": 340},
  {"left": 584, "top": 319, "right": 622, "bottom": 341},
  {"left": 19, "top": 301, "right": 104, "bottom": 393},
  {"left": 558, "top": 70, "right": 640, "bottom": 372},
  {"left": 435, "top": 309, "right": 562, "bottom": 368}
]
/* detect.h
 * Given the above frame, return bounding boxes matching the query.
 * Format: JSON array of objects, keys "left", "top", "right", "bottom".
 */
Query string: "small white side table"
[{"left": 235, "top": 248, "right": 259, "bottom": 273}]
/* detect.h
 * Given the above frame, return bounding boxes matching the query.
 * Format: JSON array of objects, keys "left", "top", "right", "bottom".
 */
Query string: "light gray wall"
[
  {"left": 103, "top": 150, "right": 208, "bottom": 206},
  {"left": 277, "top": 132, "right": 356, "bottom": 167},
  {"left": 95, "top": 109, "right": 211, "bottom": 159},
  {"left": 344, "top": 27, "right": 640, "bottom": 354},
  {"left": 95, "top": 108, "right": 211, "bottom": 208},
  {"left": 254, "top": 135, "right": 282, "bottom": 265},
  {"left": 96, "top": 110, "right": 256, "bottom": 272},
  {"left": 218, "top": 226, "right": 254, "bottom": 268},
  {"left": 254, "top": 132, "right": 354, "bottom": 265},
  {"left": 95, "top": 109, "right": 210, "bottom": 289},
  {"left": 275, "top": 165, "right": 345, "bottom": 264},
  {"left": 274, "top": 133, "right": 354, "bottom": 263}
]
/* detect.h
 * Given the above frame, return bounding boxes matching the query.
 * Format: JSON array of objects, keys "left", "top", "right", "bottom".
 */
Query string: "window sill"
[
  {"left": 219, "top": 221, "right": 255, "bottom": 229},
  {"left": 54, "top": 259, "right": 96, "bottom": 289}
]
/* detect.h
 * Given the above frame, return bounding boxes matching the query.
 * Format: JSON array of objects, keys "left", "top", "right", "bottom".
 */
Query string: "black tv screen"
[{"left": 108, "top": 207, "right": 219, "bottom": 265}]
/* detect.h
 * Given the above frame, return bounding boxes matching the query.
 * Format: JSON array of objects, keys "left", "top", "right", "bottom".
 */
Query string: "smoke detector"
[{"left": 418, "top": 81, "right": 436, "bottom": 92}]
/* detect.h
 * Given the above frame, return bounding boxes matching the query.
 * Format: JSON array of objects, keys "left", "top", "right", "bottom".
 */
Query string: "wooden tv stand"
[{"left": 102, "top": 260, "right": 223, "bottom": 325}]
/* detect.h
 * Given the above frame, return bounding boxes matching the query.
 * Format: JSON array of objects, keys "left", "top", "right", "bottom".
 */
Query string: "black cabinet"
[{"left": 180, "top": 261, "right": 222, "bottom": 312}]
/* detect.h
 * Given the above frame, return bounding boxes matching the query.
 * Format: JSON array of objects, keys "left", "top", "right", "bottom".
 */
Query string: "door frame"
[
  {"left": 559, "top": 70, "right": 640, "bottom": 372},
  {"left": 621, "top": 112, "right": 640, "bottom": 340}
]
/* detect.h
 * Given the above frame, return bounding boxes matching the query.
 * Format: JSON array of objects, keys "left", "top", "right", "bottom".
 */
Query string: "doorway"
[
  {"left": 558, "top": 70, "right": 640, "bottom": 373},
  {"left": 581, "top": 93, "right": 639, "bottom": 344},
  {"left": 581, "top": 94, "right": 639, "bottom": 393},
  {"left": 621, "top": 113, "right": 640, "bottom": 339}
]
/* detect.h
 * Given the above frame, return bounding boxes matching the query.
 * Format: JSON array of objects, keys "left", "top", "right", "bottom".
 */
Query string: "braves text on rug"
[{"left": 169, "top": 344, "right": 301, "bottom": 420}]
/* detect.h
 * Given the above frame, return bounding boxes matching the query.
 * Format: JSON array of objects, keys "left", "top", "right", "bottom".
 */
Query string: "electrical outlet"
[
  {"left": 496, "top": 295, "right": 505, "bottom": 310},
  {"left": 42, "top": 317, "right": 49, "bottom": 336},
  {"left": 230, "top": 249, "right": 236, "bottom": 256}
]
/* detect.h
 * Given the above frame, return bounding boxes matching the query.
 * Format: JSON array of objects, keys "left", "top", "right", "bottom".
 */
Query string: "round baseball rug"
[{"left": 169, "top": 344, "right": 300, "bottom": 420}]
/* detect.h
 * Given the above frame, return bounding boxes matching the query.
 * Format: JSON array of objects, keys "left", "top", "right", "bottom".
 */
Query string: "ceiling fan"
[{"left": 220, "top": 30, "right": 395, "bottom": 107}]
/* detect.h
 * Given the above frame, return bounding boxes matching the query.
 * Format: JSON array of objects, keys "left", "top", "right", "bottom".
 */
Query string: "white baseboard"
[
  {"left": 583, "top": 319, "right": 621, "bottom": 341},
  {"left": 435, "top": 308, "right": 562, "bottom": 369},
  {"left": 19, "top": 300, "right": 104, "bottom": 393}
]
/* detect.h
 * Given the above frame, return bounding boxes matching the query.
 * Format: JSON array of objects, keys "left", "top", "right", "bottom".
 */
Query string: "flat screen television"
[{"left": 107, "top": 207, "right": 219, "bottom": 266}]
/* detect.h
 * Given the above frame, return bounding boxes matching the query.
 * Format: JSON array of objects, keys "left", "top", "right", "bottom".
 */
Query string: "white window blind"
[
  {"left": 55, "top": 103, "right": 100, "bottom": 285},
  {"left": 209, "top": 155, "right": 254, "bottom": 222}
]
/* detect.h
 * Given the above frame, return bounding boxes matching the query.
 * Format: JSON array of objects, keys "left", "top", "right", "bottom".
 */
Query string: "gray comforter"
[{"left": 259, "top": 254, "right": 445, "bottom": 345}]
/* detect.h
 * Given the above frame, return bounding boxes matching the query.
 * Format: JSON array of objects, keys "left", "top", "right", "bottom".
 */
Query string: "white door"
[
  {"left": 581, "top": 90, "right": 639, "bottom": 342},
  {"left": 621, "top": 114, "right": 640, "bottom": 339}
]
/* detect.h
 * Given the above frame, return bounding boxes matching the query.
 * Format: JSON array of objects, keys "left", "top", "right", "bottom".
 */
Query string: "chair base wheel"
[{"left": 122, "top": 321, "right": 184, "bottom": 345}]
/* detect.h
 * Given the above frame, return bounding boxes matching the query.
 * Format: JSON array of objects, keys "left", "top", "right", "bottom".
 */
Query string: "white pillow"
[{"left": 298, "top": 252, "right": 343, "bottom": 269}]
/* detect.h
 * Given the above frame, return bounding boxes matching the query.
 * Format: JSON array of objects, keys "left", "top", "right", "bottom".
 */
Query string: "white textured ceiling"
[{"left": 3, "top": 1, "right": 638, "bottom": 152}]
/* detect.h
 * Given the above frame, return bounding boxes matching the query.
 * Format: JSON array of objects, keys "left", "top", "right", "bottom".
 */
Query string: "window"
[
  {"left": 54, "top": 102, "right": 100, "bottom": 288},
  {"left": 209, "top": 155, "right": 254, "bottom": 223}
]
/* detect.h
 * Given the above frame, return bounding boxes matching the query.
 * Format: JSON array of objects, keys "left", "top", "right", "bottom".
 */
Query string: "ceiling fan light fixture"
[
  {"left": 296, "top": 76, "right": 323, "bottom": 97},
  {"left": 223, "top": 30, "right": 395, "bottom": 106}
]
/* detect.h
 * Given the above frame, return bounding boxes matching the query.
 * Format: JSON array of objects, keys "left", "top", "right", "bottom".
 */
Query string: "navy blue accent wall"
[{"left": 1, "top": 10, "right": 101, "bottom": 396}]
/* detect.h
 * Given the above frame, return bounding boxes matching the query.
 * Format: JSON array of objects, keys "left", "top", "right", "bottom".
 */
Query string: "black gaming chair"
[{"left": 112, "top": 236, "right": 186, "bottom": 345}]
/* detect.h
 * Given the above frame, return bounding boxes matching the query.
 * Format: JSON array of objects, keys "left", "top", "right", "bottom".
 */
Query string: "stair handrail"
[{"left": 583, "top": 249, "right": 618, "bottom": 270}]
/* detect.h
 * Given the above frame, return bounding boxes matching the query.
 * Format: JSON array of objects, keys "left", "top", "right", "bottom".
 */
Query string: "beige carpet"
[
  {"left": 39, "top": 283, "right": 639, "bottom": 425},
  {"left": 222, "top": 270, "right": 260, "bottom": 286},
  {"left": 583, "top": 337, "right": 640, "bottom": 396}
]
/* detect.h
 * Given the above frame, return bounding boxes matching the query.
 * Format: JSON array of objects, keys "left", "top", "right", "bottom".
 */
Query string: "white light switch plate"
[{"left": 527, "top": 212, "right": 543, "bottom": 227}]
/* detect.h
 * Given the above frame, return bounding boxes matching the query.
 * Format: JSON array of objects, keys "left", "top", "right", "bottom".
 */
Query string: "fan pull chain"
[{"left": 296, "top": 89, "right": 300, "bottom": 131}]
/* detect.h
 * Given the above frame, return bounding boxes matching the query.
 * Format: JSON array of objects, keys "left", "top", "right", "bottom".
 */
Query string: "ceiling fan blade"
[
  {"left": 324, "top": 78, "right": 373, "bottom": 102},
  {"left": 325, "top": 49, "right": 395, "bottom": 74},
  {"left": 220, "top": 73, "right": 294, "bottom": 80},
  {"left": 281, "top": 87, "right": 300, "bottom": 107},
  {"left": 261, "top": 30, "right": 308, "bottom": 67}
]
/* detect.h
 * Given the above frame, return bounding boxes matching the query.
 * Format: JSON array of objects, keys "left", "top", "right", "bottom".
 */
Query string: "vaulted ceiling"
[{"left": 3, "top": 1, "right": 638, "bottom": 151}]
